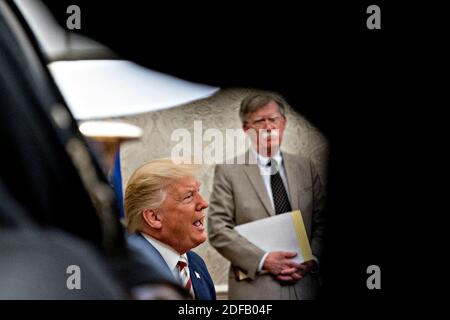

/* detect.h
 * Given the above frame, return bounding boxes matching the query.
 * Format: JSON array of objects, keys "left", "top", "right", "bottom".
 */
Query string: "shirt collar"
[
  {"left": 141, "top": 233, "right": 188, "bottom": 272},
  {"left": 250, "top": 146, "right": 283, "bottom": 168}
]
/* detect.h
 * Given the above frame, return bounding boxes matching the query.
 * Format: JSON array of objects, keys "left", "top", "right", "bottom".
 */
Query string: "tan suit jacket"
[{"left": 207, "top": 151, "right": 326, "bottom": 299}]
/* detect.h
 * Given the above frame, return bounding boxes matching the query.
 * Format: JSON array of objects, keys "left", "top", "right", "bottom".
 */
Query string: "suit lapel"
[
  {"left": 187, "top": 252, "right": 207, "bottom": 300},
  {"left": 189, "top": 265, "right": 201, "bottom": 299},
  {"left": 243, "top": 151, "right": 275, "bottom": 217},
  {"left": 283, "top": 152, "right": 300, "bottom": 210}
]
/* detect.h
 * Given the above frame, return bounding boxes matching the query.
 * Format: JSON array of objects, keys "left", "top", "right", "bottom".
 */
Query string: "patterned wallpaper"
[{"left": 118, "top": 88, "right": 329, "bottom": 288}]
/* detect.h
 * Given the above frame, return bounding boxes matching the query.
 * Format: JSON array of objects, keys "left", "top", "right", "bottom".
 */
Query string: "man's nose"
[{"left": 196, "top": 194, "right": 209, "bottom": 210}]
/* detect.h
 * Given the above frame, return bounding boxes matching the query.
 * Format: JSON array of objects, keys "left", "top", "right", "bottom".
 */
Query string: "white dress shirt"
[
  {"left": 141, "top": 233, "right": 189, "bottom": 283},
  {"left": 251, "top": 147, "right": 291, "bottom": 210}
]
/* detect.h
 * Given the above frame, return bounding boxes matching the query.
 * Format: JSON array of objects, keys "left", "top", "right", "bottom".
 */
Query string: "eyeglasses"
[{"left": 249, "top": 115, "right": 283, "bottom": 128}]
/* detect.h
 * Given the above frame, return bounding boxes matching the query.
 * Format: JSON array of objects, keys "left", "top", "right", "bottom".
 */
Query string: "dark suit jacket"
[
  {"left": 127, "top": 233, "right": 216, "bottom": 300},
  {"left": 0, "top": 4, "right": 174, "bottom": 292}
]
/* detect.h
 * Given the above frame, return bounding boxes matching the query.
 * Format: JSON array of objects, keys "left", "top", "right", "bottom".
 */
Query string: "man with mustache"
[
  {"left": 125, "top": 159, "right": 216, "bottom": 300},
  {"left": 208, "top": 94, "right": 327, "bottom": 299}
]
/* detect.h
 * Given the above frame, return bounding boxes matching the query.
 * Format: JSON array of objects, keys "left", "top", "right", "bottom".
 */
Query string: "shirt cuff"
[{"left": 257, "top": 252, "right": 270, "bottom": 272}]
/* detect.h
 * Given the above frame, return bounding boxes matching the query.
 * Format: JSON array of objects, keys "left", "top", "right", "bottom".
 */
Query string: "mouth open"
[{"left": 192, "top": 216, "right": 205, "bottom": 231}]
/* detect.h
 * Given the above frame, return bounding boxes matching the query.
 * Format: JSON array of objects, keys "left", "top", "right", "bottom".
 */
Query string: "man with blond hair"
[{"left": 124, "top": 159, "right": 216, "bottom": 300}]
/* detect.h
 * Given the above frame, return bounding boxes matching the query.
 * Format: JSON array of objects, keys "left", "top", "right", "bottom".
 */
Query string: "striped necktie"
[
  {"left": 268, "top": 159, "right": 292, "bottom": 215},
  {"left": 177, "top": 256, "right": 195, "bottom": 299}
]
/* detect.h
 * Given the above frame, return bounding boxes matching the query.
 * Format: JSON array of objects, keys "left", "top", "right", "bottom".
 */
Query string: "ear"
[{"left": 142, "top": 208, "right": 162, "bottom": 230}]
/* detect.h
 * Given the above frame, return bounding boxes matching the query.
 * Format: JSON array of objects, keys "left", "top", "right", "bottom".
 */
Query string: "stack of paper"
[{"left": 234, "top": 210, "right": 313, "bottom": 276}]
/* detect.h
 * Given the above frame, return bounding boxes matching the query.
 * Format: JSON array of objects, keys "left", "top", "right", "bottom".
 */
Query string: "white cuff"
[{"left": 257, "top": 252, "right": 270, "bottom": 272}]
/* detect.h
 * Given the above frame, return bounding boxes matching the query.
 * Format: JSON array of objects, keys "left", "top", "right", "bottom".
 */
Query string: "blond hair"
[{"left": 124, "top": 159, "right": 199, "bottom": 233}]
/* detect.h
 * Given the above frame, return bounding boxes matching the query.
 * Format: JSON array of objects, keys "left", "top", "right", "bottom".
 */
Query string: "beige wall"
[{"left": 118, "top": 88, "right": 328, "bottom": 295}]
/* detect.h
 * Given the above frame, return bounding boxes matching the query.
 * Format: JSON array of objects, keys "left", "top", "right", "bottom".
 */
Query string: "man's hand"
[
  {"left": 262, "top": 253, "right": 317, "bottom": 282},
  {"left": 262, "top": 251, "right": 302, "bottom": 281},
  {"left": 297, "top": 260, "right": 316, "bottom": 276},
  {"left": 277, "top": 260, "right": 317, "bottom": 281}
]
